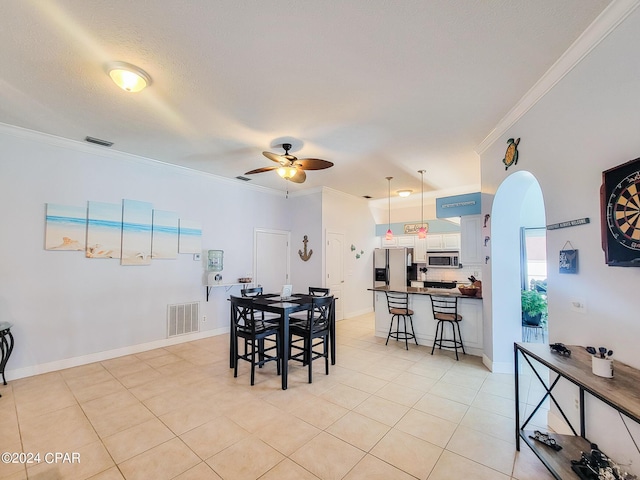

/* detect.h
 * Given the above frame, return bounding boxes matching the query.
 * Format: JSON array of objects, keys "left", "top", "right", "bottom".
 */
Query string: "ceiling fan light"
[
  {"left": 398, "top": 190, "right": 412, "bottom": 197},
  {"left": 107, "top": 61, "right": 151, "bottom": 93},
  {"left": 277, "top": 166, "right": 297, "bottom": 179}
]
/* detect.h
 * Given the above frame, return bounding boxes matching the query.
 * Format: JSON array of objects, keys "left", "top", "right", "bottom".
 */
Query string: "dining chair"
[
  {"left": 289, "top": 295, "right": 334, "bottom": 383},
  {"left": 290, "top": 287, "right": 330, "bottom": 323},
  {"left": 429, "top": 294, "right": 466, "bottom": 360},
  {"left": 384, "top": 291, "right": 418, "bottom": 350},
  {"left": 230, "top": 295, "right": 281, "bottom": 385},
  {"left": 241, "top": 286, "right": 280, "bottom": 324}
]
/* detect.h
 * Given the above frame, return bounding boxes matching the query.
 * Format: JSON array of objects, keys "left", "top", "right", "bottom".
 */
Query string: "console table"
[
  {"left": 0, "top": 322, "right": 14, "bottom": 397},
  {"left": 514, "top": 342, "right": 640, "bottom": 479}
]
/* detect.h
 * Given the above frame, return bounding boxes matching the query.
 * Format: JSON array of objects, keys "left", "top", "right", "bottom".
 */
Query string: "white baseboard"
[
  {"left": 482, "top": 354, "right": 513, "bottom": 373},
  {"left": 547, "top": 410, "right": 574, "bottom": 435},
  {"left": 5, "top": 326, "right": 229, "bottom": 381}
]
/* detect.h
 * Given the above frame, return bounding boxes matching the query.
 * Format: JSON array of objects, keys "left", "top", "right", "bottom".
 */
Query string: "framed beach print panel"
[
  {"left": 121, "top": 199, "right": 153, "bottom": 265},
  {"left": 152, "top": 209, "right": 179, "bottom": 259},
  {"left": 178, "top": 219, "right": 202, "bottom": 254},
  {"left": 86, "top": 201, "right": 122, "bottom": 259},
  {"left": 45, "top": 203, "right": 86, "bottom": 251}
]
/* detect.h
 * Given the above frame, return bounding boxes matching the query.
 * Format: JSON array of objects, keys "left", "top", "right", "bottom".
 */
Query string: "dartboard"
[
  {"left": 607, "top": 170, "right": 640, "bottom": 250},
  {"left": 601, "top": 157, "right": 640, "bottom": 266}
]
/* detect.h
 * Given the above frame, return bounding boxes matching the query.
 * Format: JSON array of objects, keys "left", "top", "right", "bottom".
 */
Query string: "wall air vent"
[
  {"left": 167, "top": 302, "right": 200, "bottom": 338},
  {"left": 85, "top": 136, "right": 114, "bottom": 147},
  {"left": 235, "top": 176, "right": 252, "bottom": 181}
]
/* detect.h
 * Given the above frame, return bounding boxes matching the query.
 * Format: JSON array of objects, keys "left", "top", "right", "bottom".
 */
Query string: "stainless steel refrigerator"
[{"left": 374, "top": 248, "right": 415, "bottom": 288}]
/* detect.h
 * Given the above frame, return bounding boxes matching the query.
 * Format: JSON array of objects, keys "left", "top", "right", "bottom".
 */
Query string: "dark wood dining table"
[{"left": 229, "top": 293, "right": 336, "bottom": 390}]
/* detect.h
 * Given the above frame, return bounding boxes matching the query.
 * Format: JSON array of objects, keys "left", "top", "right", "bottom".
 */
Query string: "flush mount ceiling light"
[
  {"left": 107, "top": 61, "right": 152, "bottom": 93},
  {"left": 397, "top": 190, "right": 412, "bottom": 197}
]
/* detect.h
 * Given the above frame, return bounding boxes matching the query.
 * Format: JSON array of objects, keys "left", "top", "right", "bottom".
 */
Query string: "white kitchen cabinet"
[
  {"left": 380, "top": 236, "right": 398, "bottom": 247},
  {"left": 414, "top": 238, "right": 427, "bottom": 262},
  {"left": 460, "top": 214, "right": 483, "bottom": 264},
  {"left": 426, "top": 233, "right": 460, "bottom": 251},
  {"left": 397, "top": 236, "right": 415, "bottom": 247}
]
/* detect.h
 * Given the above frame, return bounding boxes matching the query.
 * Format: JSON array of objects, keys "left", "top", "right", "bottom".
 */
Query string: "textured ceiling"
[{"left": 0, "top": 0, "right": 611, "bottom": 201}]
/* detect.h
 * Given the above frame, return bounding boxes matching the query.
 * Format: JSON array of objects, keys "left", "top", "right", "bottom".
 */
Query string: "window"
[{"left": 521, "top": 227, "right": 547, "bottom": 291}]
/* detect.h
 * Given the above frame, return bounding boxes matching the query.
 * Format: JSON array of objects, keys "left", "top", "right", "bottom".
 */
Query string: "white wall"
[
  {"left": 0, "top": 125, "right": 292, "bottom": 376},
  {"left": 323, "top": 188, "right": 378, "bottom": 318},
  {"left": 480, "top": 4, "right": 640, "bottom": 466}
]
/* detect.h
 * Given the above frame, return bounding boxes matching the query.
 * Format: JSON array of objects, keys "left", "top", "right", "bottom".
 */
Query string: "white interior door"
[
  {"left": 326, "top": 231, "right": 344, "bottom": 321},
  {"left": 254, "top": 229, "right": 290, "bottom": 294}
]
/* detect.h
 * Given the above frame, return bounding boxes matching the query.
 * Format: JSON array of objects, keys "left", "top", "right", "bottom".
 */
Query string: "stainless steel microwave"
[{"left": 427, "top": 251, "right": 460, "bottom": 268}]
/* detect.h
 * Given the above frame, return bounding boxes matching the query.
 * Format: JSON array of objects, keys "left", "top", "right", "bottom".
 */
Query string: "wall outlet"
[
  {"left": 202, "top": 315, "right": 207, "bottom": 323},
  {"left": 193, "top": 253, "right": 201, "bottom": 261},
  {"left": 574, "top": 397, "right": 580, "bottom": 410}
]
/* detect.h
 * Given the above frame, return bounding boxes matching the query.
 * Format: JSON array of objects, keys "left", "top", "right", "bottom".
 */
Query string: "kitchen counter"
[{"left": 369, "top": 285, "right": 482, "bottom": 299}]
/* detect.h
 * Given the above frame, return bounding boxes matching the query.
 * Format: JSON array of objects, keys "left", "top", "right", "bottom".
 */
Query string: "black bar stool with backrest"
[
  {"left": 384, "top": 291, "right": 418, "bottom": 350},
  {"left": 429, "top": 294, "right": 466, "bottom": 360},
  {"left": 230, "top": 295, "right": 281, "bottom": 385},
  {"left": 289, "top": 295, "right": 334, "bottom": 383}
]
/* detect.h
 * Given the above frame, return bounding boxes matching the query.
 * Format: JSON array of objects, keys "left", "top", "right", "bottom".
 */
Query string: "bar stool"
[
  {"left": 429, "top": 295, "right": 465, "bottom": 360},
  {"left": 384, "top": 292, "right": 418, "bottom": 350}
]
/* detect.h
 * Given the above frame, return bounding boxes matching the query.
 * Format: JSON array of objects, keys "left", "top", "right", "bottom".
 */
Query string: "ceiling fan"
[{"left": 244, "top": 143, "right": 334, "bottom": 183}]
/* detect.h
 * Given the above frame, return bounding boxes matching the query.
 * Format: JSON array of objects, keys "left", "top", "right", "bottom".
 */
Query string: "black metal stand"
[{"left": 0, "top": 323, "right": 14, "bottom": 397}]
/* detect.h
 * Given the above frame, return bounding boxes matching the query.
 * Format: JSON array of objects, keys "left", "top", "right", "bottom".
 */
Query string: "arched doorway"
[{"left": 489, "top": 171, "right": 546, "bottom": 372}]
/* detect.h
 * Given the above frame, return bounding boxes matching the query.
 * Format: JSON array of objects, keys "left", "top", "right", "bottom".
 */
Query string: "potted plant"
[{"left": 521, "top": 289, "right": 547, "bottom": 326}]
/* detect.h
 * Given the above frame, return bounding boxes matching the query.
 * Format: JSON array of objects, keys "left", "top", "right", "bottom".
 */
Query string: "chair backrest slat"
[
  {"left": 429, "top": 295, "right": 458, "bottom": 317},
  {"left": 385, "top": 291, "right": 410, "bottom": 313},
  {"left": 309, "top": 287, "right": 330, "bottom": 297},
  {"left": 241, "top": 287, "right": 263, "bottom": 297},
  {"left": 230, "top": 295, "right": 263, "bottom": 331},
  {"left": 307, "top": 295, "right": 333, "bottom": 331}
]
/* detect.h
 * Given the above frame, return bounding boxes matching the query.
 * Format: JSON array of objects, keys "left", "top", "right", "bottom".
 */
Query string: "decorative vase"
[{"left": 592, "top": 356, "right": 613, "bottom": 378}]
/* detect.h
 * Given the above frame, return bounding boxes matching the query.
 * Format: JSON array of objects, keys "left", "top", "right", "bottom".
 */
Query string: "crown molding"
[{"left": 476, "top": 0, "right": 640, "bottom": 155}]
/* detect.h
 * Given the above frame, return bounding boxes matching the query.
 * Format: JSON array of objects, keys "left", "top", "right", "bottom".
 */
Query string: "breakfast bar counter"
[{"left": 369, "top": 286, "right": 484, "bottom": 355}]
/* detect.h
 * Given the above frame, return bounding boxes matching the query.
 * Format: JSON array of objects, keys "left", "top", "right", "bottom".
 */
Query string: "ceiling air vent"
[
  {"left": 85, "top": 136, "right": 113, "bottom": 147},
  {"left": 235, "top": 176, "right": 252, "bottom": 181},
  {"left": 363, "top": 195, "right": 372, "bottom": 199}
]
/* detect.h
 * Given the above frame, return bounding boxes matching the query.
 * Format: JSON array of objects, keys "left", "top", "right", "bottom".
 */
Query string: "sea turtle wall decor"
[{"left": 502, "top": 137, "right": 520, "bottom": 170}]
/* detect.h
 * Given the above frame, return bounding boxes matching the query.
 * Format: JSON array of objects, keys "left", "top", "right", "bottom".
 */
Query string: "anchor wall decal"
[{"left": 298, "top": 235, "right": 313, "bottom": 261}]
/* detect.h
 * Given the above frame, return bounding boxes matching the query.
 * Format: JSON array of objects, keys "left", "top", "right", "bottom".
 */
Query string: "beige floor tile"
[
  {"left": 353, "top": 395, "right": 409, "bottom": 427},
  {"left": 0, "top": 467, "right": 27, "bottom": 480},
  {"left": 60, "top": 362, "right": 109, "bottom": 380},
  {"left": 102, "top": 417, "right": 175, "bottom": 463},
  {"left": 370, "top": 428, "right": 442, "bottom": 479},
  {"left": 180, "top": 416, "right": 251, "bottom": 460},
  {"left": 459, "top": 406, "right": 515, "bottom": 444},
  {"left": 291, "top": 395, "right": 349, "bottom": 430},
  {"left": 343, "top": 453, "right": 417, "bottom": 480},
  {"left": 0, "top": 444, "right": 26, "bottom": 478},
  {"left": 512, "top": 442, "right": 556, "bottom": 480},
  {"left": 319, "top": 383, "right": 370, "bottom": 410},
  {"left": 127, "top": 377, "right": 181, "bottom": 401},
  {"left": 395, "top": 408, "right": 457, "bottom": 448},
  {"left": 25, "top": 440, "right": 114, "bottom": 480},
  {"left": 118, "top": 367, "right": 163, "bottom": 389},
  {"left": 142, "top": 389, "right": 200, "bottom": 417},
  {"left": 326, "top": 411, "right": 390, "bottom": 452},
  {"left": 160, "top": 400, "right": 222, "bottom": 436},
  {"left": 429, "top": 380, "right": 478, "bottom": 405},
  {"left": 20, "top": 404, "right": 99, "bottom": 454},
  {"left": 290, "top": 432, "right": 365, "bottom": 480},
  {"left": 262, "top": 386, "right": 318, "bottom": 413},
  {"left": 15, "top": 382, "right": 77, "bottom": 418},
  {"left": 135, "top": 348, "right": 171, "bottom": 361},
  {"left": 259, "top": 458, "right": 320, "bottom": 480},
  {"left": 224, "top": 398, "right": 284, "bottom": 433},
  {"left": 172, "top": 462, "right": 223, "bottom": 480},
  {"left": 0, "top": 416, "right": 21, "bottom": 452},
  {"left": 374, "top": 382, "right": 425, "bottom": 407},
  {"left": 479, "top": 376, "right": 518, "bottom": 400},
  {"left": 87, "top": 466, "right": 125, "bottom": 479},
  {"left": 359, "top": 363, "right": 402, "bottom": 381},
  {"left": 471, "top": 390, "right": 516, "bottom": 419},
  {"left": 338, "top": 371, "right": 388, "bottom": 394},
  {"left": 440, "top": 370, "right": 486, "bottom": 390},
  {"left": 63, "top": 368, "right": 116, "bottom": 391},
  {"left": 253, "top": 414, "right": 321, "bottom": 456},
  {"left": 87, "top": 401, "right": 155, "bottom": 438},
  {"left": 140, "top": 352, "right": 183, "bottom": 368},
  {"left": 427, "top": 450, "right": 510, "bottom": 480},
  {"left": 119, "top": 438, "right": 200, "bottom": 480},
  {"left": 412, "top": 393, "right": 469, "bottom": 423},
  {"left": 445, "top": 425, "right": 516, "bottom": 475},
  {"left": 391, "top": 371, "right": 437, "bottom": 392},
  {"left": 206, "top": 436, "right": 284, "bottom": 480},
  {"left": 69, "top": 377, "right": 127, "bottom": 404}
]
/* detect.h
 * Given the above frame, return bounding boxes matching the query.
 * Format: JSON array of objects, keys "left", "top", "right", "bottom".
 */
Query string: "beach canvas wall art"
[
  {"left": 86, "top": 201, "right": 122, "bottom": 259},
  {"left": 121, "top": 199, "right": 153, "bottom": 265},
  {"left": 178, "top": 219, "right": 202, "bottom": 254},
  {"left": 152, "top": 209, "right": 179, "bottom": 259},
  {"left": 45, "top": 204, "right": 86, "bottom": 251}
]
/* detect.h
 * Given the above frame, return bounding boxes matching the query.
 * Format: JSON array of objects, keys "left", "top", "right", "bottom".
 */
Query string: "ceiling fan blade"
[
  {"left": 245, "top": 166, "right": 279, "bottom": 175},
  {"left": 263, "top": 151, "right": 288, "bottom": 164},
  {"left": 289, "top": 169, "right": 306, "bottom": 183},
  {"left": 295, "top": 158, "right": 334, "bottom": 170}
]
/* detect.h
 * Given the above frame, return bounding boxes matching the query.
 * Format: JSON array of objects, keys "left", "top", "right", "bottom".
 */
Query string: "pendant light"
[
  {"left": 385, "top": 176, "right": 393, "bottom": 240},
  {"left": 418, "top": 170, "right": 427, "bottom": 239}
]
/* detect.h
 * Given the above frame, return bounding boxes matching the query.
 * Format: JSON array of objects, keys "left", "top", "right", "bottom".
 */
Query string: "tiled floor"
[{"left": 0, "top": 313, "right": 555, "bottom": 480}]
